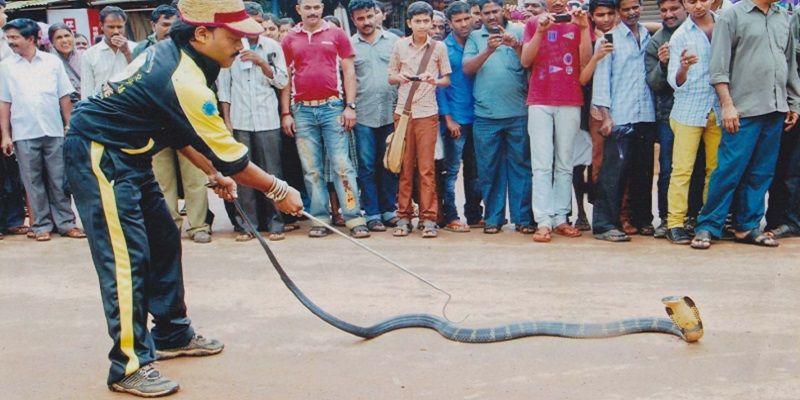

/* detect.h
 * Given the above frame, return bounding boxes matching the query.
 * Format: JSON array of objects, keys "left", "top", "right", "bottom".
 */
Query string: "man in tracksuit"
[{"left": 65, "top": 0, "right": 303, "bottom": 397}]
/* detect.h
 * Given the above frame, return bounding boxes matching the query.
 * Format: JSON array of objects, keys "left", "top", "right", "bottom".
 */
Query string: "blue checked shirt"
[
  {"left": 592, "top": 23, "right": 655, "bottom": 125},
  {"left": 667, "top": 17, "right": 721, "bottom": 127}
]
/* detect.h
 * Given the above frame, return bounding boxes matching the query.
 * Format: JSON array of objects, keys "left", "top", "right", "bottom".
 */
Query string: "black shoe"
[
  {"left": 109, "top": 364, "right": 179, "bottom": 398},
  {"left": 667, "top": 227, "right": 691, "bottom": 245},
  {"left": 653, "top": 222, "right": 668, "bottom": 239},
  {"left": 684, "top": 216, "right": 697, "bottom": 236},
  {"left": 156, "top": 334, "right": 224, "bottom": 360},
  {"left": 639, "top": 224, "right": 655, "bottom": 236}
]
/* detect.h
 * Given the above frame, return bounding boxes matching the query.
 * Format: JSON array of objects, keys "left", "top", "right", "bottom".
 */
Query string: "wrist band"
[{"left": 264, "top": 178, "right": 289, "bottom": 202}]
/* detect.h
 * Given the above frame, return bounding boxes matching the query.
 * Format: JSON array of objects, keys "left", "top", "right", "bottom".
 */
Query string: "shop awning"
[{"left": 5, "top": 0, "right": 66, "bottom": 11}]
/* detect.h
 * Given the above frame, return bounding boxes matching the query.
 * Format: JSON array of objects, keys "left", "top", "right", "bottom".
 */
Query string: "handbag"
[{"left": 383, "top": 43, "right": 436, "bottom": 174}]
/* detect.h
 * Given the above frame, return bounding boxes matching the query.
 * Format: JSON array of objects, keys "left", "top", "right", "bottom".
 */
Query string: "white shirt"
[
  {"left": 0, "top": 34, "right": 12, "bottom": 62},
  {"left": 217, "top": 36, "right": 288, "bottom": 132},
  {"left": 0, "top": 50, "right": 75, "bottom": 141},
  {"left": 80, "top": 39, "right": 136, "bottom": 100}
]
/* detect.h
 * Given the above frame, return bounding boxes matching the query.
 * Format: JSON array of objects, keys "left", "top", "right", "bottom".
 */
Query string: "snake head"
[{"left": 662, "top": 296, "right": 704, "bottom": 343}]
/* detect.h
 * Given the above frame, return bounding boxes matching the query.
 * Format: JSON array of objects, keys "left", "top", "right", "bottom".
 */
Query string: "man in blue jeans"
[
  {"left": 463, "top": 0, "right": 533, "bottom": 235},
  {"left": 349, "top": 0, "right": 399, "bottom": 232},
  {"left": 691, "top": 0, "right": 800, "bottom": 249},
  {"left": 437, "top": 1, "right": 483, "bottom": 232},
  {"left": 281, "top": 0, "right": 369, "bottom": 238}
]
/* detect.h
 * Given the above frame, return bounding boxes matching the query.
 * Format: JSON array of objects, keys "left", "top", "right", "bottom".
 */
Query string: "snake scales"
[{"left": 233, "top": 201, "right": 704, "bottom": 344}]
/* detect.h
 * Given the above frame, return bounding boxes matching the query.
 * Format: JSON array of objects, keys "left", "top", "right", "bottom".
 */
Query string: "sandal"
[
  {"left": 735, "top": 229, "right": 779, "bottom": 247},
  {"left": 468, "top": 219, "right": 485, "bottom": 228},
  {"left": 350, "top": 225, "right": 371, "bottom": 239},
  {"left": 573, "top": 217, "right": 591, "bottom": 231},
  {"left": 532, "top": 227, "right": 551, "bottom": 243},
  {"left": 767, "top": 224, "right": 799, "bottom": 239},
  {"left": 283, "top": 223, "right": 300, "bottom": 233},
  {"left": 483, "top": 224, "right": 500, "bottom": 234},
  {"left": 553, "top": 223, "right": 581, "bottom": 238},
  {"left": 638, "top": 224, "right": 655, "bottom": 236},
  {"left": 515, "top": 224, "right": 536, "bottom": 234},
  {"left": 308, "top": 226, "right": 330, "bottom": 238},
  {"left": 268, "top": 232, "right": 285, "bottom": 241},
  {"left": 690, "top": 230, "right": 712, "bottom": 250},
  {"left": 392, "top": 219, "right": 411, "bottom": 237},
  {"left": 35, "top": 232, "right": 51, "bottom": 242},
  {"left": 235, "top": 232, "right": 255, "bottom": 242},
  {"left": 366, "top": 220, "right": 387, "bottom": 232},
  {"left": 61, "top": 227, "right": 86, "bottom": 239},
  {"left": 621, "top": 221, "right": 638, "bottom": 235},
  {"left": 4, "top": 225, "right": 30, "bottom": 235},
  {"left": 383, "top": 217, "right": 400, "bottom": 227},
  {"left": 593, "top": 229, "right": 631, "bottom": 242},
  {"left": 443, "top": 220, "right": 470, "bottom": 232},
  {"left": 421, "top": 221, "right": 438, "bottom": 238}
]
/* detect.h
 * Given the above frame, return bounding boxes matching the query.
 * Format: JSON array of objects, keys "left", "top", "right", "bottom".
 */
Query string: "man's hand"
[
  {"left": 208, "top": 173, "right": 238, "bottom": 201},
  {"left": 274, "top": 186, "right": 304, "bottom": 216},
  {"left": 679, "top": 49, "right": 698, "bottom": 70},
  {"left": 595, "top": 40, "right": 614, "bottom": 59},
  {"left": 1, "top": 135, "right": 12, "bottom": 156},
  {"left": 110, "top": 35, "right": 129, "bottom": 55},
  {"left": 721, "top": 103, "right": 740, "bottom": 134},
  {"left": 239, "top": 49, "right": 264, "bottom": 65},
  {"left": 658, "top": 42, "right": 670, "bottom": 64},
  {"left": 339, "top": 108, "right": 356, "bottom": 131},
  {"left": 487, "top": 32, "right": 503, "bottom": 51},
  {"left": 571, "top": 9, "right": 590, "bottom": 29},
  {"left": 224, "top": 118, "right": 234, "bottom": 133},
  {"left": 445, "top": 115, "right": 461, "bottom": 138},
  {"left": 785, "top": 111, "right": 798, "bottom": 132},
  {"left": 282, "top": 114, "right": 296, "bottom": 137},
  {"left": 418, "top": 72, "right": 437, "bottom": 86},
  {"left": 499, "top": 25, "right": 520, "bottom": 49},
  {"left": 600, "top": 116, "right": 614, "bottom": 137}
]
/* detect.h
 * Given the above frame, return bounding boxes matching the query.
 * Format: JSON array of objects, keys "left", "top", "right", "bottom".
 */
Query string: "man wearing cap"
[
  {"left": 64, "top": 0, "right": 303, "bottom": 397},
  {"left": 280, "top": 0, "right": 370, "bottom": 238}
]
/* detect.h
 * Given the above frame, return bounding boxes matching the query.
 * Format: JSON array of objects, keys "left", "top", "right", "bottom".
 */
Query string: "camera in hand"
[
  {"left": 604, "top": 32, "right": 614, "bottom": 43},
  {"left": 487, "top": 26, "right": 501, "bottom": 34},
  {"left": 553, "top": 14, "right": 572, "bottom": 23}
]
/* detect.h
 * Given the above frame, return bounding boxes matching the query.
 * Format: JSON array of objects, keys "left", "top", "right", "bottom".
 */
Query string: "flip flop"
[
  {"left": 533, "top": 227, "right": 551, "bottom": 243},
  {"left": 690, "top": 230, "right": 712, "bottom": 250},
  {"left": 593, "top": 229, "right": 631, "bottom": 242},
  {"left": 735, "top": 229, "right": 779, "bottom": 247},
  {"left": 443, "top": 220, "right": 470, "bottom": 232}
]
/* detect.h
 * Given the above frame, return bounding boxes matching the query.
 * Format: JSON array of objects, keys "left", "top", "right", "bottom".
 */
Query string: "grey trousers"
[
  {"left": 233, "top": 129, "right": 285, "bottom": 233},
  {"left": 14, "top": 136, "right": 77, "bottom": 234}
]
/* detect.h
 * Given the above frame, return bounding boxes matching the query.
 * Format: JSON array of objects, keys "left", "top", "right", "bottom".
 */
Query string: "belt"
[{"left": 298, "top": 96, "right": 340, "bottom": 107}]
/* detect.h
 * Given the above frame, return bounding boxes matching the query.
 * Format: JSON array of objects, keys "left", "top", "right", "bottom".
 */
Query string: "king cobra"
[{"left": 232, "top": 200, "right": 704, "bottom": 343}]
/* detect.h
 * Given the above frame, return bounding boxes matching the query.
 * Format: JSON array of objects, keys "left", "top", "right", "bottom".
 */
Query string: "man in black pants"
[{"left": 65, "top": 0, "right": 303, "bottom": 397}]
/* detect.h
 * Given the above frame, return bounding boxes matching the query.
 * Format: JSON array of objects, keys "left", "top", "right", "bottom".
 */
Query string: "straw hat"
[{"left": 177, "top": 0, "right": 264, "bottom": 36}]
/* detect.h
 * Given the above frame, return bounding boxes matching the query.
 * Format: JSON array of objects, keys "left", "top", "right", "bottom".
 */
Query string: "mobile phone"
[
  {"left": 553, "top": 14, "right": 572, "bottom": 23},
  {"left": 604, "top": 32, "right": 614, "bottom": 43},
  {"left": 487, "top": 26, "right": 501, "bottom": 35},
  {"left": 406, "top": 75, "right": 421, "bottom": 82}
]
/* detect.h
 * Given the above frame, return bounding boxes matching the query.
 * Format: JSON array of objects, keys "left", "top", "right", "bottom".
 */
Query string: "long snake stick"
[{"left": 233, "top": 199, "right": 704, "bottom": 343}]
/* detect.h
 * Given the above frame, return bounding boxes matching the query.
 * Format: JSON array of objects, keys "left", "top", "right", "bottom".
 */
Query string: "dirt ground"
[{"left": 2, "top": 196, "right": 799, "bottom": 400}]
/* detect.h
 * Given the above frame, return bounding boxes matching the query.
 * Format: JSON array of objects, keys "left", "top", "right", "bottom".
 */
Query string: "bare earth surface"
[{"left": 2, "top": 197, "right": 799, "bottom": 400}]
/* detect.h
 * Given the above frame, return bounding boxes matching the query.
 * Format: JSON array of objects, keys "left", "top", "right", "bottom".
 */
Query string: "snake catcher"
[{"left": 233, "top": 200, "right": 703, "bottom": 344}]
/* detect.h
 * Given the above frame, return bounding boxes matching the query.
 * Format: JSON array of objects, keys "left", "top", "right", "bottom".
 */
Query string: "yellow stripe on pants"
[{"left": 90, "top": 141, "right": 140, "bottom": 376}]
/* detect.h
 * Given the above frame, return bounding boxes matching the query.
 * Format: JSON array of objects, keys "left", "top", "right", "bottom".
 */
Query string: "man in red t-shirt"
[
  {"left": 520, "top": 1, "right": 592, "bottom": 243},
  {"left": 279, "top": 0, "right": 369, "bottom": 238}
]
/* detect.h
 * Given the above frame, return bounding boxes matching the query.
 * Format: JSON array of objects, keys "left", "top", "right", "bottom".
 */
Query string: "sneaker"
[
  {"left": 653, "top": 222, "right": 668, "bottom": 239},
  {"left": 666, "top": 227, "right": 691, "bottom": 245},
  {"left": 192, "top": 231, "right": 211, "bottom": 244},
  {"left": 155, "top": 334, "right": 224, "bottom": 360},
  {"left": 108, "top": 364, "right": 179, "bottom": 398},
  {"left": 684, "top": 216, "right": 697, "bottom": 236}
]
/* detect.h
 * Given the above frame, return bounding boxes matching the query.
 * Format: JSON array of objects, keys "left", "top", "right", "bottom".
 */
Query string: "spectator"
[
  {"left": 348, "top": 0, "right": 400, "bottom": 232},
  {"left": 591, "top": 0, "right": 656, "bottom": 242},
  {"left": 132, "top": 4, "right": 177, "bottom": 59},
  {"left": 281, "top": 0, "right": 370, "bottom": 238},
  {"left": 262, "top": 13, "right": 282, "bottom": 41},
  {"left": 430, "top": 0, "right": 449, "bottom": 11},
  {"left": 278, "top": 17, "right": 295, "bottom": 39},
  {"left": 521, "top": 0, "right": 592, "bottom": 242},
  {"left": 0, "top": 18, "right": 85, "bottom": 242},
  {"left": 523, "top": 0, "right": 547, "bottom": 19},
  {"left": 220, "top": 1, "right": 290, "bottom": 241},
  {"left": 81, "top": 6, "right": 136, "bottom": 100},
  {"left": 463, "top": 0, "right": 534, "bottom": 235},
  {"left": 662, "top": 0, "right": 720, "bottom": 245},
  {"left": 468, "top": 0, "right": 484, "bottom": 29},
  {"left": 0, "top": 1, "right": 10, "bottom": 61},
  {"left": 432, "top": 10, "right": 448, "bottom": 40},
  {"left": 643, "top": 0, "right": 687, "bottom": 238},
  {"left": 374, "top": 1, "right": 389, "bottom": 28},
  {"left": 692, "top": 0, "right": 800, "bottom": 249},
  {"left": 388, "top": 1, "right": 451, "bottom": 238},
  {"left": 48, "top": 23, "right": 83, "bottom": 104},
  {"left": 766, "top": 7, "right": 800, "bottom": 239},
  {"left": 437, "top": 0, "right": 483, "bottom": 232},
  {"left": 74, "top": 33, "right": 89, "bottom": 50}
]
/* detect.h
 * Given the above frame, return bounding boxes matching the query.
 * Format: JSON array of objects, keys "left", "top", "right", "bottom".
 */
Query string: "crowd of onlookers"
[{"left": 1, "top": 0, "right": 799, "bottom": 250}]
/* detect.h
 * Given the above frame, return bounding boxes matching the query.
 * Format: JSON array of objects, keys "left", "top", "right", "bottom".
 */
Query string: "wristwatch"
[{"left": 346, "top": 102, "right": 357, "bottom": 110}]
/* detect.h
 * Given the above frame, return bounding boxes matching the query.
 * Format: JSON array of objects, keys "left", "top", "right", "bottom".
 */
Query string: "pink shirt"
[
  {"left": 523, "top": 17, "right": 583, "bottom": 106},
  {"left": 281, "top": 21, "right": 354, "bottom": 102},
  {"left": 388, "top": 37, "right": 451, "bottom": 118}
]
